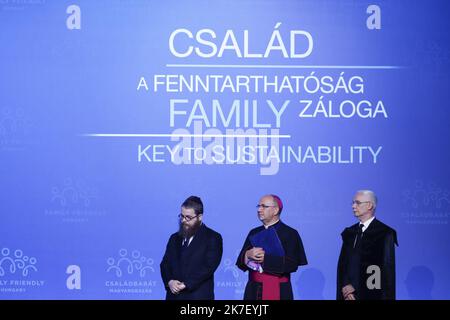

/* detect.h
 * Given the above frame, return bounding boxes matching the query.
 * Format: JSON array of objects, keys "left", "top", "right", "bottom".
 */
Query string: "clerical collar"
[
  {"left": 359, "top": 216, "right": 375, "bottom": 232},
  {"left": 264, "top": 219, "right": 280, "bottom": 229}
]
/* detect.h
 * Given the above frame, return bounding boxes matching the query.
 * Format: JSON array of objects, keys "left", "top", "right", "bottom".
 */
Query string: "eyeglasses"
[
  {"left": 178, "top": 213, "right": 199, "bottom": 222},
  {"left": 256, "top": 204, "right": 277, "bottom": 209},
  {"left": 352, "top": 200, "right": 370, "bottom": 206}
]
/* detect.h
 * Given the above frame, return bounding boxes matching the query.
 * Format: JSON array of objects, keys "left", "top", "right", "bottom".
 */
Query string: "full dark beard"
[{"left": 178, "top": 220, "right": 202, "bottom": 239}]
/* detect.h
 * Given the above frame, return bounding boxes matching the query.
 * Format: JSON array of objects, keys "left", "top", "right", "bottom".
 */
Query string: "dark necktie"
[
  {"left": 182, "top": 238, "right": 189, "bottom": 250},
  {"left": 353, "top": 224, "right": 364, "bottom": 248}
]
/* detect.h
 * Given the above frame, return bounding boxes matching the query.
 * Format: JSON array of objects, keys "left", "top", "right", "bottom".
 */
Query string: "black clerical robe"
[
  {"left": 337, "top": 218, "right": 398, "bottom": 300},
  {"left": 236, "top": 221, "right": 308, "bottom": 300}
]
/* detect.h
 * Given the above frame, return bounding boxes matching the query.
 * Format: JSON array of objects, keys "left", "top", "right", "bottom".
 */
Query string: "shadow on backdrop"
[
  {"left": 405, "top": 265, "right": 434, "bottom": 300},
  {"left": 295, "top": 268, "right": 326, "bottom": 300}
]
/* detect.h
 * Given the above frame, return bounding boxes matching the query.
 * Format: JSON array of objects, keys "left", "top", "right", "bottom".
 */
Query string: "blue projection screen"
[{"left": 1, "top": 0, "right": 450, "bottom": 300}]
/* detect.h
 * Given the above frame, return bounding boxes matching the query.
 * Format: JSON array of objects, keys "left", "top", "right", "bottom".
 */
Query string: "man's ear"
[{"left": 198, "top": 214, "right": 203, "bottom": 222}]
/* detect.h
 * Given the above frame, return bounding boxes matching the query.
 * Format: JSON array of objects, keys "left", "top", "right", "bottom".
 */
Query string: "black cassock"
[
  {"left": 337, "top": 218, "right": 398, "bottom": 300},
  {"left": 236, "top": 221, "right": 307, "bottom": 300}
]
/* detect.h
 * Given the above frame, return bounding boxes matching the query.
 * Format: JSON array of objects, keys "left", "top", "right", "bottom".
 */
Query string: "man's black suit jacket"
[{"left": 160, "top": 223, "right": 223, "bottom": 300}]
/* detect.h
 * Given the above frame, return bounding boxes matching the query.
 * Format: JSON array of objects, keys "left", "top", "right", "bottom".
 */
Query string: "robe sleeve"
[
  {"left": 381, "top": 230, "right": 397, "bottom": 300},
  {"left": 262, "top": 229, "right": 307, "bottom": 275},
  {"left": 336, "top": 236, "right": 350, "bottom": 300}
]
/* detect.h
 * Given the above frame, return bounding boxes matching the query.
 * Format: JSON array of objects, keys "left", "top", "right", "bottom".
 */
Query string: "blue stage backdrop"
[{"left": 1, "top": 0, "right": 449, "bottom": 300}]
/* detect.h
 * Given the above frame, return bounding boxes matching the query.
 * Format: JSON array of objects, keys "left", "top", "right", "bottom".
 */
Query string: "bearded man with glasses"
[{"left": 160, "top": 195, "right": 223, "bottom": 300}]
